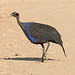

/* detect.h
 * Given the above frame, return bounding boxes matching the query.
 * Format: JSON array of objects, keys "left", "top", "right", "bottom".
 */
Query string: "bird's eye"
[{"left": 12, "top": 13, "right": 15, "bottom": 15}]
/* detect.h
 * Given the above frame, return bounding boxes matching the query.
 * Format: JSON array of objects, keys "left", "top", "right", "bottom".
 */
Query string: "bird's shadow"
[{"left": 0, "top": 57, "right": 60, "bottom": 62}]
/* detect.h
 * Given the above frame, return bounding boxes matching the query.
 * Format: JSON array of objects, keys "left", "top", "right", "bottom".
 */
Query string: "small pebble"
[{"left": 15, "top": 52, "right": 21, "bottom": 56}]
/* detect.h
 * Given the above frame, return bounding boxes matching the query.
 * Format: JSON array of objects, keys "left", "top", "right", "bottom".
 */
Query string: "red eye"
[{"left": 13, "top": 12, "right": 15, "bottom": 14}]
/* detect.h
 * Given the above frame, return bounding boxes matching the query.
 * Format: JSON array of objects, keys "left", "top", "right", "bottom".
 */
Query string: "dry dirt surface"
[{"left": 0, "top": 0, "right": 75, "bottom": 75}]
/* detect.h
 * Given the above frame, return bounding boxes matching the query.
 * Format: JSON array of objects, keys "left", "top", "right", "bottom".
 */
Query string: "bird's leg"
[
  {"left": 41, "top": 44, "right": 46, "bottom": 62},
  {"left": 42, "top": 42, "right": 50, "bottom": 61},
  {"left": 42, "top": 45, "right": 46, "bottom": 59}
]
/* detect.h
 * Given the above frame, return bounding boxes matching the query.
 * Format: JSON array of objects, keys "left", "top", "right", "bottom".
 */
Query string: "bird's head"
[{"left": 10, "top": 12, "right": 19, "bottom": 17}]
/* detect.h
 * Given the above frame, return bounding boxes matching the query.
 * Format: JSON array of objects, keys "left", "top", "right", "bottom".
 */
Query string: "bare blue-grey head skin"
[
  {"left": 10, "top": 12, "right": 19, "bottom": 17},
  {"left": 10, "top": 12, "right": 20, "bottom": 23},
  {"left": 10, "top": 12, "right": 67, "bottom": 62}
]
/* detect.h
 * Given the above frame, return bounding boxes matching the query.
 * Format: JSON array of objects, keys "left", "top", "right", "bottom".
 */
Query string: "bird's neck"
[
  {"left": 16, "top": 16, "right": 23, "bottom": 27},
  {"left": 16, "top": 16, "right": 20, "bottom": 24}
]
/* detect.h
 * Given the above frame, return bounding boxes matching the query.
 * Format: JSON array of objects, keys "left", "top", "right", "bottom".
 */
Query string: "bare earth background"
[{"left": 0, "top": 0, "right": 75, "bottom": 75}]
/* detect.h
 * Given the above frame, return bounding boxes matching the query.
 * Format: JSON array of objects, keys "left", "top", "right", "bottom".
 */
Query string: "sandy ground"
[{"left": 0, "top": 0, "right": 75, "bottom": 75}]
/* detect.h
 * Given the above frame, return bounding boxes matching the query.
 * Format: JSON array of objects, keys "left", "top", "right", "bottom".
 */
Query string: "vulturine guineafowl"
[{"left": 10, "top": 12, "right": 66, "bottom": 62}]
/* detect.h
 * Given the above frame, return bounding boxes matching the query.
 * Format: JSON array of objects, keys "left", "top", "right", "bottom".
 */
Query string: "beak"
[{"left": 7, "top": 13, "right": 12, "bottom": 18}]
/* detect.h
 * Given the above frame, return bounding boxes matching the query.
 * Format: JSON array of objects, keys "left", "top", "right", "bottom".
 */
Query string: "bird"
[{"left": 10, "top": 12, "right": 66, "bottom": 62}]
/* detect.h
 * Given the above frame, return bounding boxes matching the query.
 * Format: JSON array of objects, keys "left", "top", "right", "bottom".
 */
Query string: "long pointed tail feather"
[{"left": 61, "top": 44, "right": 67, "bottom": 57}]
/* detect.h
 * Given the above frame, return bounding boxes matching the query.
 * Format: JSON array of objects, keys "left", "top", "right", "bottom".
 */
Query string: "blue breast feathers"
[
  {"left": 25, "top": 22, "right": 33, "bottom": 27},
  {"left": 24, "top": 22, "right": 36, "bottom": 43}
]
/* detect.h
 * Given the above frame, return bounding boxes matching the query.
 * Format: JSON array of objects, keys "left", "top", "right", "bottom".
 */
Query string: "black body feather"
[{"left": 22, "top": 22, "right": 62, "bottom": 45}]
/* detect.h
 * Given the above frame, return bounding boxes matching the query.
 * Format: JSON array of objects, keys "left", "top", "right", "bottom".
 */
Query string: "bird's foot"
[
  {"left": 42, "top": 57, "right": 44, "bottom": 62},
  {"left": 41, "top": 55, "right": 47, "bottom": 62}
]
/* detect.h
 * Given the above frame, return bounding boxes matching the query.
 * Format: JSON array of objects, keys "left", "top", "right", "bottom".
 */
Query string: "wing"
[{"left": 29, "top": 23, "right": 61, "bottom": 42}]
